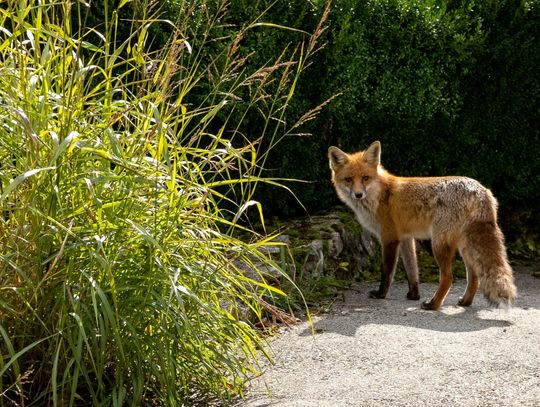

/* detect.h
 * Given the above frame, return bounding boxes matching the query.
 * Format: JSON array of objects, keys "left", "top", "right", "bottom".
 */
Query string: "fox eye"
[
  {"left": 362, "top": 175, "right": 370, "bottom": 182},
  {"left": 344, "top": 176, "right": 353, "bottom": 183}
]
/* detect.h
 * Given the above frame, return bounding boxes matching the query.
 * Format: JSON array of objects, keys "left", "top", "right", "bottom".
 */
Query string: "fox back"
[{"left": 329, "top": 143, "right": 498, "bottom": 241}]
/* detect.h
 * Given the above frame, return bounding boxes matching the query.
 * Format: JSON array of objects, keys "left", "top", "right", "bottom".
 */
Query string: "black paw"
[
  {"left": 369, "top": 290, "right": 385, "bottom": 299},
  {"left": 421, "top": 300, "right": 436, "bottom": 310},
  {"left": 407, "top": 291, "right": 420, "bottom": 301},
  {"left": 458, "top": 297, "right": 472, "bottom": 307}
]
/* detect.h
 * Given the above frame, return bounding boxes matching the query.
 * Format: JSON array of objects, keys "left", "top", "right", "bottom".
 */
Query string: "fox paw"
[
  {"left": 457, "top": 297, "right": 472, "bottom": 307},
  {"left": 369, "top": 290, "right": 385, "bottom": 299},
  {"left": 407, "top": 291, "right": 420, "bottom": 301},
  {"left": 421, "top": 300, "right": 438, "bottom": 311}
]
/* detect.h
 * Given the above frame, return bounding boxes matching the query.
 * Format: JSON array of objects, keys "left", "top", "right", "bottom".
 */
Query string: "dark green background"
[{"left": 83, "top": 0, "right": 540, "bottom": 235}]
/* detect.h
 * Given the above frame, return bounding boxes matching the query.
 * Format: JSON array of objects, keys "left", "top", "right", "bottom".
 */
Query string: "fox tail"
[{"left": 462, "top": 220, "right": 517, "bottom": 307}]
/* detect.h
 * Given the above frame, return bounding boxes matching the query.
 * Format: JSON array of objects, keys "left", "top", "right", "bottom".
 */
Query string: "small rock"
[{"left": 328, "top": 231, "right": 344, "bottom": 259}]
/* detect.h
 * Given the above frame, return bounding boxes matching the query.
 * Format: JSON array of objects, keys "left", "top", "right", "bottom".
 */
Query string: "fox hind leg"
[
  {"left": 457, "top": 246, "right": 479, "bottom": 306},
  {"left": 422, "top": 240, "right": 456, "bottom": 310}
]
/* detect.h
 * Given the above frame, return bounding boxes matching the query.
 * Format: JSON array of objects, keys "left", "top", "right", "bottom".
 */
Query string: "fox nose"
[{"left": 354, "top": 191, "right": 365, "bottom": 199}]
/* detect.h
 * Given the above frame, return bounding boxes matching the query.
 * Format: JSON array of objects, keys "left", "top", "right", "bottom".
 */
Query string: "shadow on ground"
[
  {"left": 300, "top": 303, "right": 514, "bottom": 336},
  {"left": 299, "top": 266, "right": 540, "bottom": 336}
]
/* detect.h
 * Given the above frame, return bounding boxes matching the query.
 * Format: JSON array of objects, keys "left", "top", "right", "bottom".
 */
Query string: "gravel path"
[{"left": 239, "top": 265, "right": 540, "bottom": 407}]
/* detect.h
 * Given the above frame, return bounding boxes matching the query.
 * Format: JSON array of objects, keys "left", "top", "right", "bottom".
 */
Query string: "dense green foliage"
[
  {"left": 75, "top": 0, "right": 540, "bottom": 229},
  {"left": 217, "top": 0, "right": 539, "bottom": 235},
  {"left": 0, "top": 0, "right": 322, "bottom": 404}
]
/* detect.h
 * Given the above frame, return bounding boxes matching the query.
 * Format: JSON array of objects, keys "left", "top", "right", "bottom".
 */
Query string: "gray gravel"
[{"left": 239, "top": 265, "right": 540, "bottom": 407}]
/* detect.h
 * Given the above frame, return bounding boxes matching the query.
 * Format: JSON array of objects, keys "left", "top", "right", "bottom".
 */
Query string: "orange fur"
[{"left": 329, "top": 141, "right": 516, "bottom": 310}]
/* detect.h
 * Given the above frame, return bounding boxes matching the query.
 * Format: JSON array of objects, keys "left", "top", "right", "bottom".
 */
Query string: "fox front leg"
[
  {"left": 370, "top": 240, "right": 400, "bottom": 299},
  {"left": 400, "top": 237, "right": 420, "bottom": 300}
]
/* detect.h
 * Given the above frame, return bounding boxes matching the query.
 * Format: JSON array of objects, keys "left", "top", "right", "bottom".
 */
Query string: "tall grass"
[{"left": 0, "top": 0, "right": 328, "bottom": 404}]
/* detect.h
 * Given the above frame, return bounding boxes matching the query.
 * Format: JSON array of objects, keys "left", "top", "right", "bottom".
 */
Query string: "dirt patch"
[{"left": 238, "top": 264, "right": 540, "bottom": 406}]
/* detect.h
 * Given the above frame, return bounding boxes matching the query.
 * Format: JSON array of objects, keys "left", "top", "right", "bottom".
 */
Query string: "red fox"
[{"left": 328, "top": 141, "right": 516, "bottom": 310}]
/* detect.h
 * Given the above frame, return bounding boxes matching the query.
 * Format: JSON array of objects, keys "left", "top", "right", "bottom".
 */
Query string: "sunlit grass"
[{"left": 0, "top": 0, "right": 327, "bottom": 404}]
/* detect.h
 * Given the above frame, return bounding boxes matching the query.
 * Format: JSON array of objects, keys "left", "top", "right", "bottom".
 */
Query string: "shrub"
[{"left": 220, "top": 0, "right": 540, "bottom": 225}]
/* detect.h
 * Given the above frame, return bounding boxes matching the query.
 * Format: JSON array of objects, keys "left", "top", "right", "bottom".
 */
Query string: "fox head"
[{"left": 328, "top": 141, "right": 381, "bottom": 201}]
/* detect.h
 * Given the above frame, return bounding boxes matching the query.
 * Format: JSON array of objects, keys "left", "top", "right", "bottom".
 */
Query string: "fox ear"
[
  {"left": 328, "top": 146, "right": 349, "bottom": 170},
  {"left": 363, "top": 141, "right": 381, "bottom": 166}
]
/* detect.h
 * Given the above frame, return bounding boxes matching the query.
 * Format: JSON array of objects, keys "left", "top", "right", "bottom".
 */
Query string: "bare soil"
[{"left": 238, "top": 264, "right": 540, "bottom": 407}]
